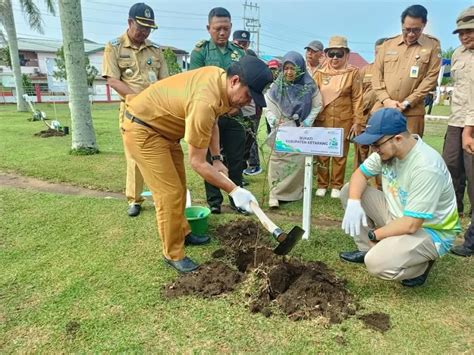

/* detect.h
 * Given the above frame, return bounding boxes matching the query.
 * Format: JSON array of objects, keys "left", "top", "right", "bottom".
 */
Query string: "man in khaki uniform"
[
  {"left": 121, "top": 56, "right": 273, "bottom": 272},
  {"left": 372, "top": 4, "right": 441, "bottom": 137},
  {"left": 102, "top": 2, "right": 169, "bottom": 217},
  {"left": 353, "top": 38, "right": 386, "bottom": 170},
  {"left": 447, "top": 6, "right": 474, "bottom": 257}
]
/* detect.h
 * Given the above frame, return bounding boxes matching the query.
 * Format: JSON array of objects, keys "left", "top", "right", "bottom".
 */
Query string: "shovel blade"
[{"left": 273, "top": 226, "right": 305, "bottom": 255}]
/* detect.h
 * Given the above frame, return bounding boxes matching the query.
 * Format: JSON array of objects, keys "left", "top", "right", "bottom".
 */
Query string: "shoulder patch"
[
  {"left": 424, "top": 33, "right": 440, "bottom": 43},
  {"left": 109, "top": 37, "right": 121, "bottom": 46},
  {"left": 195, "top": 39, "right": 208, "bottom": 48}
]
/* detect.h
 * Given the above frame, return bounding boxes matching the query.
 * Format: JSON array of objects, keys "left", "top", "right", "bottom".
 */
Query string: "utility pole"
[{"left": 242, "top": 1, "right": 261, "bottom": 56}]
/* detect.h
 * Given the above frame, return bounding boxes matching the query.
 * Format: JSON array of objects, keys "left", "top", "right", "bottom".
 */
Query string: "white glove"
[
  {"left": 229, "top": 187, "right": 258, "bottom": 214},
  {"left": 341, "top": 199, "right": 368, "bottom": 237}
]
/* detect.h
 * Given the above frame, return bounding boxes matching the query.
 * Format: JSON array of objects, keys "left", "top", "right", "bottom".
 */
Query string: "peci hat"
[
  {"left": 239, "top": 55, "right": 274, "bottom": 107},
  {"left": 233, "top": 30, "right": 251, "bottom": 42},
  {"left": 353, "top": 108, "right": 407, "bottom": 145},
  {"left": 267, "top": 59, "right": 281, "bottom": 69},
  {"left": 129, "top": 3, "right": 157, "bottom": 29},
  {"left": 304, "top": 40, "right": 324, "bottom": 52},
  {"left": 452, "top": 6, "right": 474, "bottom": 34},
  {"left": 324, "top": 35, "right": 350, "bottom": 52}
]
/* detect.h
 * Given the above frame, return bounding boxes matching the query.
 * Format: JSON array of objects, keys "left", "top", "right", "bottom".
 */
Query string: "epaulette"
[
  {"left": 109, "top": 37, "right": 121, "bottom": 46},
  {"left": 149, "top": 41, "right": 160, "bottom": 48},
  {"left": 195, "top": 39, "right": 208, "bottom": 49},
  {"left": 424, "top": 33, "right": 440, "bottom": 43}
]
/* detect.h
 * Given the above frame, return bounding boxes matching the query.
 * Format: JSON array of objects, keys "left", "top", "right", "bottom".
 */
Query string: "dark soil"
[
  {"left": 34, "top": 128, "right": 65, "bottom": 138},
  {"left": 163, "top": 261, "right": 242, "bottom": 298},
  {"left": 358, "top": 312, "right": 391, "bottom": 333},
  {"left": 163, "top": 220, "right": 389, "bottom": 328}
]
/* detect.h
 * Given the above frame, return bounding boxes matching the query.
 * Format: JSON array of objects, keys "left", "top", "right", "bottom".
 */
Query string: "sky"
[{"left": 9, "top": 0, "right": 472, "bottom": 62}]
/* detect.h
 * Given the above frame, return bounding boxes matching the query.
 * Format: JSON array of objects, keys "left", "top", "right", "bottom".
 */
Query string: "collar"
[
  {"left": 122, "top": 31, "right": 151, "bottom": 50},
  {"left": 209, "top": 40, "right": 231, "bottom": 52},
  {"left": 219, "top": 70, "right": 231, "bottom": 111},
  {"left": 397, "top": 33, "right": 426, "bottom": 47}
]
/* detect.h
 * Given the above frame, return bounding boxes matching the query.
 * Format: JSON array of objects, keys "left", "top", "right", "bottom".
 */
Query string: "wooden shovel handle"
[{"left": 219, "top": 172, "right": 279, "bottom": 234}]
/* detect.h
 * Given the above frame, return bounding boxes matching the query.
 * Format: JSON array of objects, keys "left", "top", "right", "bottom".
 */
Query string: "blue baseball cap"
[{"left": 353, "top": 108, "right": 407, "bottom": 145}]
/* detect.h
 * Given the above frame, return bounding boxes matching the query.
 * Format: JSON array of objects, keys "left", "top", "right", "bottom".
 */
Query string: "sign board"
[{"left": 274, "top": 127, "right": 344, "bottom": 157}]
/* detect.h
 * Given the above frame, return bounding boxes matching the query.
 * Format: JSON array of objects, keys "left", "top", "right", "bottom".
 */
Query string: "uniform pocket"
[{"left": 383, "top": 55, "right": 399, "bottom": 73}]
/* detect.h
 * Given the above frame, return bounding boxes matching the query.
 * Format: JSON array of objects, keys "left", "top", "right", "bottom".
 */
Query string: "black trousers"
[
  {"left": 242, "top": 115, "right": 261, "bottom": 170},
  {"left": 205, "top": 116, "right": 246, "bottom": 208},
  {"left": 464, "top": 213, "right": 474, "bottom": 250},
  {"left": 442, "top": 126, "right": 474, "bottom": 216}
]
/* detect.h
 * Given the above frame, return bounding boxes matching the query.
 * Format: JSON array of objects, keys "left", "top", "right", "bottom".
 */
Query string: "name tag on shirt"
[
  {"left": 148, "top": 70, "right": 157, "bottom": 83},
  {"left": 410, "top": 66, "right": 419, "bottom": 78}
]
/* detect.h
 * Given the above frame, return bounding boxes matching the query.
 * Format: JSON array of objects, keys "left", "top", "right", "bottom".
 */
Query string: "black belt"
[{"left": 125, "top": 111, "right": 153, "bottom": 129}]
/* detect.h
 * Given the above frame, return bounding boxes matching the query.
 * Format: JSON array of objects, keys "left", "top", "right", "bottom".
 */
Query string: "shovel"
[{"left": 220, "top": 173, "right": 304, "bottom": 255}]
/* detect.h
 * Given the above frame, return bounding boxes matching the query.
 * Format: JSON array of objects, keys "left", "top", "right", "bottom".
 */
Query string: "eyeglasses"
[
  {"left": 371, "top": 135, "right": 395, "bottom": 148},
  {"left": 134, "top": 21, "right": 155, "bottom": 33},
  {"left": 402, "top": 27, "right": 423, "bottom": 35},
  {"left": 327, "top": 51, "right": 345, "bottom": 59}
]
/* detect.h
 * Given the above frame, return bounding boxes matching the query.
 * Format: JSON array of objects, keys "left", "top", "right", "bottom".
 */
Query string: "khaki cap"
[
  {"left": 453, "top": 6, "right": 474, "bottom": 34},
  {"left": 325, "top": 35, "right": 350, "bottom": 52}
]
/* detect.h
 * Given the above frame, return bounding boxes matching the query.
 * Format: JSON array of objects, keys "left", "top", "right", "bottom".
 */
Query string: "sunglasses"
[
  {"left": 327, "top": 51, "right": 345, "bottom": 59},
  {"left": 402, "top": 27, "right": 422, "bottom": 35}
]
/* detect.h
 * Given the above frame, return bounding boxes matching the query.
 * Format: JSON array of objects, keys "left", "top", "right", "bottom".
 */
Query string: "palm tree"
[
  {"left": 0, "top": 0, "right": 55, "bottom": 112},
  {"left": 57, "top": 0, "right": 98, "bottom": 154}
]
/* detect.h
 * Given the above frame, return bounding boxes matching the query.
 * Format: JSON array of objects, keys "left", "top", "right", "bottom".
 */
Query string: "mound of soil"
[
  {"left": 164, "top": 220, "right": 389, "bottom": 328},
  {"left": 358, "top": 312, "right": 391, "bottom": 333},
  {"left": 164, "top": 261, "right": 242, "bottom": 298},
  {"left": 34, "top": 129, "right": 65, "bottom": 138}
]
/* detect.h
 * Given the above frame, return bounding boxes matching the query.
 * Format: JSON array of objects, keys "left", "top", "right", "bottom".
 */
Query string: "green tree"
[
  {"left": 0, "top": 45, "right": 12, "bottom": 67},
  {"left": 53, "top": 46, "right": 99, "bottom": 87},
  {"left": 0, "top": 0, "right": 55, "bottom": 112},
  {"left": 163, "top": 48, "right": 182, "bottom": 76},
  {"left": 21, "top": 73, "right": 33, "bottom": 95}
]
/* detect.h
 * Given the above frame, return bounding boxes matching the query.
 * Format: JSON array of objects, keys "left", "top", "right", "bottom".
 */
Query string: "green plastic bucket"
[{"left": 185, "top": 206, "right": 211, "bottom": 236}]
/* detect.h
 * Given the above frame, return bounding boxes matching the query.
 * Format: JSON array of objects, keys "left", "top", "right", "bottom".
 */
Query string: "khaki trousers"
[
  {"left": 119, "top": 103, "right": 145, "bottom": 205},
  {"left": 406, "top": 115, "right": 425, "bottom": 138},
  {"left": 315, "top": 119, "right": 352, "bottom": 189},
  {"left": 340, "top": 184, "right": 438, "bottom": 281},
  {"left": 121, "top": 119, "right": 191, "bottom": 261},
  {"left": 353, "top": 143, "right": 370, "bottom": 170}
]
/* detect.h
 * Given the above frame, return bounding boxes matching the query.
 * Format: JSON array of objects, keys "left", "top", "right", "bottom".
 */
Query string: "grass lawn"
[{"left": 1, "top": 103, "right": 472, "bottom": 352}]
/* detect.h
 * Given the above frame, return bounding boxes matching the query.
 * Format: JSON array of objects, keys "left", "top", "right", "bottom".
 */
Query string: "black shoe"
[
  {"left": 401, "top": 260, "right": 435, "bottom": 287},
  {"left": 339, "top": 250, "right": 367, "bottom": 264},
  {"left": 127, "top": 204, "right": 141, "bottom": 217},
  {"left": 163, "top": 256, "right": 199, "bottom": 273},
  {"left": 230, "top": 204, "right": 250, "bottom": 216},
  {"left": 185, "top": 233, "right": 210, "bottom": 246},
  {"left": 210, "top": 206, "right": 221, "bottom": 214},
  {"left": 451, "top": 245, "right": 474, "bottom": 257},
  {"left": 242, "top": 179, "right": 250, "bottom": 187}
]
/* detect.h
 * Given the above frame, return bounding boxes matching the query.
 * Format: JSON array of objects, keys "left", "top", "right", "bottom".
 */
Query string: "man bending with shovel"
[{"left": 121, "top": 56, "right": 273, "bottom": 273}]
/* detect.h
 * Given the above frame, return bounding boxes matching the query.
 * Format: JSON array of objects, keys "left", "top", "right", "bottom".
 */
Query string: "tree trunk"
[
  {"left": 2, "top": 0, "right": 28, "bottom": 111},
  {"left": 58, "top": 0, "right": 98, "bottom": 153}
]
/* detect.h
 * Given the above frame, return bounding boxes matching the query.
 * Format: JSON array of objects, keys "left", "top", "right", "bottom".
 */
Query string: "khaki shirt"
[
  {"left": 125, "top": 67, "right": 231, "bottom": 149},
  {"left": 359, "top": 63, "right": 377, "bottom": 121},
  {"left": 372, "top": 34, "right": 441, "bottom": 116},
  {"left": 102, "top": 32, "right": 169, "bottom": 96},
  {"left": 313, "top": 67, "right": 364, "bottom": 125},
  {"left": 449, "top": 46, "right": 474, "bottom": 127}
]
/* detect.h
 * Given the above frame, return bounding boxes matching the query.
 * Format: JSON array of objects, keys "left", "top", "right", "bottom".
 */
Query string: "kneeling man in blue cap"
[{"left": 339, "top": 108, "right": 461, "bottom": 287}]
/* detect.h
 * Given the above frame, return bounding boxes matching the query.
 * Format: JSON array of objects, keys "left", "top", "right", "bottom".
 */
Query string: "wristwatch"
[
  {"left": 402, "top": 100, "right": 411, "bottom": 110},
  {"left": 368, "top": 229, "right": 378, "bottom": 242},
  {"left": 211, "top": 154, "right": 223, "bottom": 162}
]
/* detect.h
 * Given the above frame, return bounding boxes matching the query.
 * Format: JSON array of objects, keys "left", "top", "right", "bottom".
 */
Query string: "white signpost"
[{"left": 274, "top": 127, "right": 344, "bottom": 239}]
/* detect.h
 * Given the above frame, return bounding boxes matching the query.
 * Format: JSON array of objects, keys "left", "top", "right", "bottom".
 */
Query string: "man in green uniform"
[
  {"left": 189, "top": 7, "right": 248, "bottom": 215},
  {"left": 102, "top": 3, "right": 169, "bottom": 217}
]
